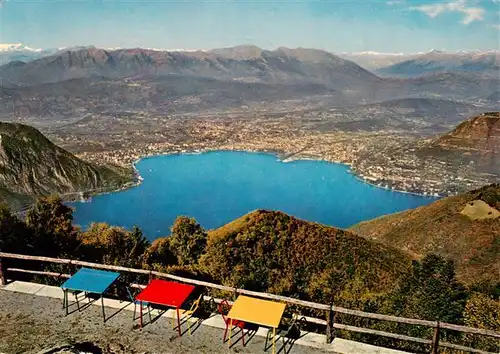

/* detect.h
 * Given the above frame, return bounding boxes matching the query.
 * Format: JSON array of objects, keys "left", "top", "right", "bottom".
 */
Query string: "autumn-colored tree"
[
  {"left": 25, "top": 196, "right": 78, "bottom": 257},
  {"left": 143, "top": 237, "right": 177, "bottom": 269},
  {"left": 168, "top": 216, "right": 207, "bottom": 266},
  {"left": 78, "top": 223, "right": 149, "bottom": 268},
  {"left": 463, "top": 292, "right": 500, "bottom": 352}
]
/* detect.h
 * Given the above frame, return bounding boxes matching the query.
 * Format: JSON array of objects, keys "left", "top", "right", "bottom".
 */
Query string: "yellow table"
[{"left": 227, "top": 295, "right": 286, "bottom": 354}]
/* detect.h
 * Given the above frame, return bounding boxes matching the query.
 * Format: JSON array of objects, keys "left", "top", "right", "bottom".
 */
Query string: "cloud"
[
  {"left": 410, "top": 0, "right": 485, "bottom": 24},
  {"left": 386, "top": 0, "right": 405, "bottom": 5}
]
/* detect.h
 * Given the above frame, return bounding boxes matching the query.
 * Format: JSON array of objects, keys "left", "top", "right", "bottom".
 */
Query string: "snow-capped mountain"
[
  {"left": 337, "top": 49, "right": 500, "bottom": 73},
  {"left": 377, "top": 50, "right": 500, "bottom": 77},
  {"left": 0, "top": 43, "right": 48, "bottom": 52},
  {"left": 0, "top": 43, "right": 59, "bottom": 65},
  {"left": 336, "top": 51, "right": 422, "bottom": 71}
]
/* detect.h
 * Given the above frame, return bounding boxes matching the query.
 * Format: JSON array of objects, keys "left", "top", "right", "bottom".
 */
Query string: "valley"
[{"left": 0, "top": 46, "right": 497, "bottom": 199}]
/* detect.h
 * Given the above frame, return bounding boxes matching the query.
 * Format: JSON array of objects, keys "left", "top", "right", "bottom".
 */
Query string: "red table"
[{"left": 135, "top": 279, "right": 196, "bottom": 335}]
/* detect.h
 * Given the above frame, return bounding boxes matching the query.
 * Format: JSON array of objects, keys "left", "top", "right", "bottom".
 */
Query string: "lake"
[{"left": 71, "top": 151, "right": 437, "bottom": 240}]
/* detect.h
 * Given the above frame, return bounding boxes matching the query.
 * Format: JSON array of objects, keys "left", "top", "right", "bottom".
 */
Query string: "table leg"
[
  {"left": 64, "top": 290, "right": 68, "bottom": 315},
  {"left": 228, "top": 319, "right": 233, "bottom": 347},
  {"left": 176, "top": 308, "right": 181, "bottom": 336},
  {"left": 75, "top": 292, "right": 80, "bottom": 311},
  {"left": 140, "top": 300, "right": 143, "bottom": 329},
  {"left": 272, "top": 327, "right": 276, "bottom": 354},
  {"left": 101, "top": 296, "right": 105, "bottom": 322}
]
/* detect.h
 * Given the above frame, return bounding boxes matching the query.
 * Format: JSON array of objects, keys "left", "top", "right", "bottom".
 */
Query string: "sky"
[{"left": 0, "top": 0, "right": 499, "bottom": 53}]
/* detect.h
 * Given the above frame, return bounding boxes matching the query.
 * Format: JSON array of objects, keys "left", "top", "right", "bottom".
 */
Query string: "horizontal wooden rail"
[
  {"left": 1, "top": 251, "right": 499, "bottom": 354},
  {"left": 7, "top": 268, "right": 71, "bottom": 279},
  {"left": 439, "top": 342, "right": 497, "bottom": 354},
  {"left": 0, "top": 253, "right": 151, "bottom": 275},
  {"left": 439, "top": 323, "right": 500, "bottom": 338},
  {"left": 332, "top": 306, "right": 436, "bottom": 327},
  {"left": 332, "top": 324, "right": 497, "bottom": 354},
  {"left": 334, "top": 323, "right": 433, "bottom": 345}
]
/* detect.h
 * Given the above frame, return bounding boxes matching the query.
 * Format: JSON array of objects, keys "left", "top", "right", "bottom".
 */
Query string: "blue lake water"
[{"left": 71, "top": 151, "right": 437, "bottom": 240}]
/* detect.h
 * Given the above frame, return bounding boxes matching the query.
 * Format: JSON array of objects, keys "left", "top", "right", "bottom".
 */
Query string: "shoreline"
[{"left": 80, "top": 148, "right": 441, "bottom": 204}]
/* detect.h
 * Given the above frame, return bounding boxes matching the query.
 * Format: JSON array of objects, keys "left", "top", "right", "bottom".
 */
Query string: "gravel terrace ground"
[{"left": 0, "top": 289, "right": 329, "bottom": 354}]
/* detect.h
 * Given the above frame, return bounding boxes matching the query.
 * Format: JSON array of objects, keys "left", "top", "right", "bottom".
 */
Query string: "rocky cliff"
[
  {"left": 416, "top": 112, "right": 500, "bottom": 176},
  {"left": 435, "top": 112, "right": 500, "bottom": 152}
]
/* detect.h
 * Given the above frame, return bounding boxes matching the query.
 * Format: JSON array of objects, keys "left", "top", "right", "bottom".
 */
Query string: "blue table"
[{"left": 61, "top": 267, "right": 120, "bottom": 321}]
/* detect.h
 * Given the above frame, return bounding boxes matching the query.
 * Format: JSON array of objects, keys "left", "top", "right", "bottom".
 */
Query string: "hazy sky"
[{"left": 1, "top": 0, "right": 499, "bottom": 53}]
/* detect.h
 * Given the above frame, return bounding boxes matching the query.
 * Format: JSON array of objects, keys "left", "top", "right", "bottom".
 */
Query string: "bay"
[{"left": 71, "top": 151, "right": 437, "bottom": 240}]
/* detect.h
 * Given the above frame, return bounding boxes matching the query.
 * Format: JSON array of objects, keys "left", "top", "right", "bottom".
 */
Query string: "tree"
[
  {"left": 25, "top": 196, "right": 78, "bottom": 257},
  {"left": 0, "top": 203, "right": 30, "bottom": 253},
  {"left": 463, "top": 292, "right": 500, "bottom": 352},
  {"left": 168, "top": 216, "right": 207, "bottom": 266},
  {"left": 391, "top": 254, "right": 468, "bottom": 323},
  {"left": 143, "top": 237, "right": 177, "bottom": 269},
  {"left": 388, "top": 254, "right": 468, "bottom": 348},
  {"left": 78, "top": 223, "right": 149, "bottom": 267}
]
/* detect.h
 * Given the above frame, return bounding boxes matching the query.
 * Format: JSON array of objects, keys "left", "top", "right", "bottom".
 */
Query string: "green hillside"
[
  {"left": 200, "top": 210, "right": 412, "bottom": 304},
  {"left": 351, "top": 184, "right": 500, "bottom": 285},
  {"left": 0, "top": 122, "right": 134, "bottom": 209}
]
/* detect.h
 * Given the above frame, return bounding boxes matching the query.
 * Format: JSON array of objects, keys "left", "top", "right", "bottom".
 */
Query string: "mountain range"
[
  {"left": 337, "top": 51, "right": 421, "bottom": 71},
  {"left": 0, "top": 45, "right": 498, "bottom": 125},
  {"left": 3, "top": 43, "right": 497, "bottom": 73},
  {"left": 0, "top": 46, "right": 380, "bottom": 90}
]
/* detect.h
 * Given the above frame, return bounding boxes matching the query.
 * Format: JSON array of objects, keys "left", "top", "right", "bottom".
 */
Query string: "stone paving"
[{"left": 0, "top": 281, "right": 411, "bottom": 354}]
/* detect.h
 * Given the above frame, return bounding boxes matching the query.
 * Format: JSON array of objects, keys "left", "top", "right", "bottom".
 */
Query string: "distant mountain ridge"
[
  {"left": 0, "top": 46, "right": 380, "bottom": 91},
  {"left": 0, "top": 122, "right": 133, "bottom": 210},
  {"left": 377, "top": 50, "right": 500, "bottom": 77},
  {"left": 0, "top": 45, "right": 497, "bottom": 122},
  {"left": 337, "top": 52, "right": 420, "bottom": 71}
]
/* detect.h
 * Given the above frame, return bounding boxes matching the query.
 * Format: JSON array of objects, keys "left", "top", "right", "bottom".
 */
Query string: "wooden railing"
[{"left": 0, "top": 252, "right": 498, "bottom": 354}]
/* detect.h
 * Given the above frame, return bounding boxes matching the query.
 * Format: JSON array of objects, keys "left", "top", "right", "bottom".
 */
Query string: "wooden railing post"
[
  {"left": 326, "top": 306, "right": 335, "bottom": 343},
  {"left": 432, "top": 321, "right": 440, "bottom": 354},
  {"left": 0, "top": 254, "right": 6, "bottom": 286}
]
